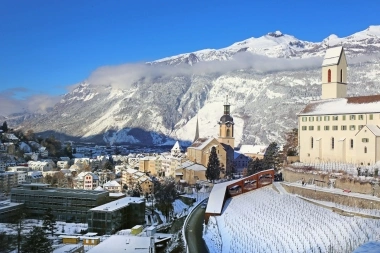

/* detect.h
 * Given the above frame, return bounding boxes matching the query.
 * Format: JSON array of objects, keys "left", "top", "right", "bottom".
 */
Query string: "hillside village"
[{"left": 2, "top": 43, "right": 380, "bottom": 252}]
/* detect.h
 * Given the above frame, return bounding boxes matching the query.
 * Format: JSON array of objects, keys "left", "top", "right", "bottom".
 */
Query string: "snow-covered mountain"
[{"left": 12, "top": 26, "right": 380, "bottom": 147}]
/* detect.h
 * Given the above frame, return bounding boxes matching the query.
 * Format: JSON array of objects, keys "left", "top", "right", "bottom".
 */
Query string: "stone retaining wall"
[
  {"left": 283, "top": 168, "right": 378, "bottom": 196},
  {"left": 282, "top": 184, "right": 380, "bottom": 210}
]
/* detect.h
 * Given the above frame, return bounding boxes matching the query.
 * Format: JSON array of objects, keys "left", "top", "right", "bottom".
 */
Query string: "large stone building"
[
  {"left": 186, "top": 97, "right": 235, "bottom": 178},
  {"left": 298, "top": 46, "right": 380, "bottom": 165}
]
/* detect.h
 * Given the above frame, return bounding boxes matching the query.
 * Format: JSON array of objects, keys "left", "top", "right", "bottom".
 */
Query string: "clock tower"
[{"left": 218, "top": 96, "right": 234, "bottom": 149}]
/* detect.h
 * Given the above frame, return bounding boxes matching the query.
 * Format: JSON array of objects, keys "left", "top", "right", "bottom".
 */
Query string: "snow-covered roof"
[
  {"left": 206, "top": 179, "right": 240, "bottom": 215},
  {"left": 90, "top": 197, "right": 144, "bottom": 212},
  {"left": 239, "top": 145, "right": 267, "bottom": 155},
  {"left": 322, "top": 46, "right": 344, "bottom": 67},
  {"left": 180, "top": 161, "right": 206, "bottom": 171},
  {"left": 357, "top": 125, "right": 380, "bottom": 137},
  {"left": 171, "top": 141, "right": 181, "bottom": 151},
  {"left": 103, "top": 180, "right": 121, "bottom": 187},
  {"left": 94, "top": 186, "right": 104, "bottom": 191},
  {"left": 299, "top": 95, "right": 380, "bottom": 115},
  {"left": 76, "top": 172, "right": 99, "bottom": 180},
  {"left": 188, "top": 137, "right": 215, "bottom": 150},
  {"left": 86, "top": 235, "right": 152, "bottom": 253}
]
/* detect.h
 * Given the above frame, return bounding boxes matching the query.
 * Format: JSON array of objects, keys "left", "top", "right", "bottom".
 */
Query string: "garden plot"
[{"left": 203, "top": 187, "right": 380, "bottom": 253}]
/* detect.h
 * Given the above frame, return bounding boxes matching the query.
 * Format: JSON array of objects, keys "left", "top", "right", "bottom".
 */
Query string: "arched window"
[
  {"left": 226, "top": 129, "right": 230, "bottom": 137},
  {"left": 328, "top": 69, "right": 331, "bottom": 82},
  {"left": 331, "top": 137, "right": 335, "bottom": 149},
  {"left": 311, "top": 137, "right": 314, "bottom": 149},
  {"left": 340, "top": 69, "right": 343, "bottom": 82},
  {"left": 350, "top": 139, "right": 354, "bottom": 148},
  {"left": 364, "top": 147, "right": 367, "bottom": 153}
]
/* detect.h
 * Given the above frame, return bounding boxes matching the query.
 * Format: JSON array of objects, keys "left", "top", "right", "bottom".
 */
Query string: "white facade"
[
  {"left": 298, "top": 46, "right": 380, "bottom": 165},
  {"left": 27, "top": 161, "right": 53, "bottom": 172},
  {"left": 57, "top": 161, "right": 69, "bottom": 170}
]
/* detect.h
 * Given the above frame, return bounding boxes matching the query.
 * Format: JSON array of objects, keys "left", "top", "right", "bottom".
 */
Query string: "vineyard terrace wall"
[
  {"left": 282, "top": 184, "right": 380, "bottom": 210},
  {"left": 283, "top": 168, "right": 378, "bottom": 196}
]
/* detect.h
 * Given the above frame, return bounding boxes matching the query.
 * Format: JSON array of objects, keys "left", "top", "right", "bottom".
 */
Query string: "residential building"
[
  {"left": 175, "top": 161, "right": 207, "bottom": 185},
  {"left": 87, "top": 197, "right": 145, "bottom": 235},
  {"left": 74, "top": 172, "right": 99, "bottom": 190},
  {"left": 11, "top": 183, "right": 110, "bottom": 222},
  {"left": 298, "top": 46, "right": 380, "bottom": 165},
  {"left": 27, "top": 161, "right": 53, "bottom": 172},
  {"left": 0, "top": 161, "right": 6, "bottom": 172},
  {"left": 57, "top": 161, "right": 69, "bottom": 170},
  {"left": 103, "top": 180, "right": 121, "bottom": 193},
  {"left": 0, "top": 171, "right": 18, "bottom": 193},
  {"left": 139, "top": 156, "right": 157, "bottom": 175},
  {"left": 233, "top": 152, "right": 251, "bottom": 173},
  {"left": 239, "top": 145, "right": 267, "bottom": 159}
]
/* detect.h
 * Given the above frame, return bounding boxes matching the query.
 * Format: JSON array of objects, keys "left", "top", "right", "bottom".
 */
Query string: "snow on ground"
[{"left": 203, "top": 187, "right": 380, "bottom": 253}]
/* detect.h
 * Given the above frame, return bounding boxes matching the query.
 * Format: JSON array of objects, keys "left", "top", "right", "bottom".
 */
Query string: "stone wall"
[
  {"left": 283, "top": 168, "right": 378, "bottom": 196},
  {"left": 282, "top": 184, "right": 380, "bottom": 210}
]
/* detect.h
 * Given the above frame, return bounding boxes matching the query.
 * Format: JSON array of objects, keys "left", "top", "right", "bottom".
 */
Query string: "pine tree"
[
  {"left": 264, "top": 142, "right": 280, "bottom": 170},
  {"left": 1, "top": 121, "right": 8, "bottom": 132},
  {"left": 42, "top": 208, "right": 57, "bottom": 236},
  {"left": 22, "top": 226, "right": 52, "bottom": 253},
  {"left": 206, "top": 147, "right": 220, "bottom": 183}
]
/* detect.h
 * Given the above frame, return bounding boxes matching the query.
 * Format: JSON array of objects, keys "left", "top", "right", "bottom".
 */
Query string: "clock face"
[{"left": 226, "top": 123, "right": 231, "bottom": 127}]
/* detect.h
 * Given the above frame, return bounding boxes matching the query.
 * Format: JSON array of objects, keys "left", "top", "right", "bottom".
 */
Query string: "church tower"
[
  {"left": 321, "top": 46, "right": 347, "bottom": 99},
  {"left": 218, "top": 96, "right": 234, "bottom": 149}
]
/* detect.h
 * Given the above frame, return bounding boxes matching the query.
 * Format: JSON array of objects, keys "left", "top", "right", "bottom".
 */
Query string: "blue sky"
[{"left": 0, "top": 0, "right": 379, "bottom": 100}]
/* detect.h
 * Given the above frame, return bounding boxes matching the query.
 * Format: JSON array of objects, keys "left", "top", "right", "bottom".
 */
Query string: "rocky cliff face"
[{"left": 13, "top": 26, "right": 380, "bottom": 147}]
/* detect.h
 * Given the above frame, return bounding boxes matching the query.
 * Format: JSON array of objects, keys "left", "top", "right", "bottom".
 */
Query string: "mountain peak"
[{"left": 267, "top": 31, "right": 284, "bottom": 38}]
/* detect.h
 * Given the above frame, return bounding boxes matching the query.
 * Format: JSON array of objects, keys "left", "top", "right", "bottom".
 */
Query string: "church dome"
[{"left": 220, "top": 115, "right": 234, "bottom": 123}]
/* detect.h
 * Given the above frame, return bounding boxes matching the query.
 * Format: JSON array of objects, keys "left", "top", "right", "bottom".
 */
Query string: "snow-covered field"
[{"left": 203, "top": 187, "right": 380, "bottom": 253}]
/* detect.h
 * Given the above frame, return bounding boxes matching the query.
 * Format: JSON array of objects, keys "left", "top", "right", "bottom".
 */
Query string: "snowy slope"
[{"left": 13, "top": 26, "right": 380, "bottom": 146}]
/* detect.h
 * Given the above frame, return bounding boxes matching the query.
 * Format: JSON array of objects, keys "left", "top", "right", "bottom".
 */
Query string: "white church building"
[{"left": 298, "top": 46, "right": 380, "bottom": 165}]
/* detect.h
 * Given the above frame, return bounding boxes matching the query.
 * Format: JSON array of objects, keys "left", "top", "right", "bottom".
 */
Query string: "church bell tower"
[
  {"left": 218, "top": 96, "right": 235, "bottom": 149},
  {"left": 321, "top": 46, "right": 347, "bottom": 99}
]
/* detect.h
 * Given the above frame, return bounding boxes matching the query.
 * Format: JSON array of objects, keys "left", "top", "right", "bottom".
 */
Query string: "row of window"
[
  {"left": 302, "top": 125, "right": 364, "bottom": 131},
  {"left": 310, "top": 137, "right": 369, "bottom": 151},
  {"left": 302, "top": 114, "right": 374, "bottom": 122}
]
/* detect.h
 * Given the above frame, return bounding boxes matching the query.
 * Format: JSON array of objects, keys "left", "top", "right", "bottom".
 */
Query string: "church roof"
[
  {"left": 322, "top": 46, "right": 344, "bottom": 67},
  {"left": 171, "top": 141, "right": 181, "bottom": 151},
  {"left": 188, "top": 137, "right": 215, "bottom": 150},
  {"left": 299, "top": 95, "right": 380, "bottom": 116}
]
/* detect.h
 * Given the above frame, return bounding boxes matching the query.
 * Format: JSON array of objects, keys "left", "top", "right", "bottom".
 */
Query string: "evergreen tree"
[
  {"left": 264, "top": 142, "right": 280, "bottom": 170},
  {"left": 22, "top": 226, "right": 52, "bottom": 253},
  {"left": 283, "top": 128, "right": 298, "bottom": 158},
  {"left": 247, "top": 158, "right": 266, "bottom": 175},
  {"left": 42, "top": 208, "right": 57, "bottom": 236},
  {"left": 225, "top": 161, "right": 236, "bottom": 179},
  {"left": 154, "top": 178, "right": 177, "bottom": 220},
  {"left": 1, "top": 121, "right": 8, "bottom": 132},
  {"left": 206, "top": 147, "right": 221, "bottom": 183}
]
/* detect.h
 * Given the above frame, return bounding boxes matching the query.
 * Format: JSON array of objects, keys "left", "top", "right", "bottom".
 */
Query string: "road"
[{"left": 185, "top": 203, "right": 209, "bottom": 253}]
